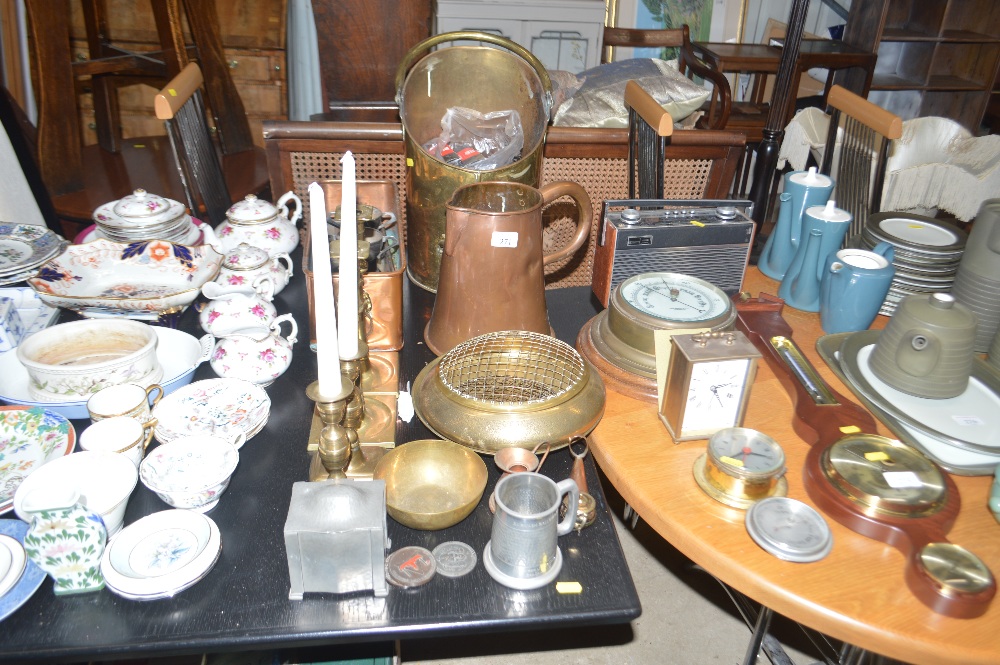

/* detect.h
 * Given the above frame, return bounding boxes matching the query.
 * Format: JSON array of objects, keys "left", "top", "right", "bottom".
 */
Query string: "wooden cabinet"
[
  {"left": 435, "top": 0, "right": 606, "bottom": 74},
  {"left": 68, "top": 0, "right": 286, "bottom": 147},
  {"left": 843, "top": 0, "right": 1000, "bottom": 133}
]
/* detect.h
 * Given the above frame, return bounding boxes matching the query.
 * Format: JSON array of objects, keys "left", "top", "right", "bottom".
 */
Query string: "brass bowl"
[
  {"left": 412, "top": 330, "right": 606, "bottom": 454},
  {"left": 373, "top": 439, "right": 488, "bottom": 530}
]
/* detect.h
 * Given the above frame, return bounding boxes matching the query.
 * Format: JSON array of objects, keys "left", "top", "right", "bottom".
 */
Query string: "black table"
[{"left": 0, "top": 255, "right": 639, "bottom": 663}]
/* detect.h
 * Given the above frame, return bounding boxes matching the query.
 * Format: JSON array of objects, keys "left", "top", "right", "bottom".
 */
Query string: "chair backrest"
[
  {"left": 262, "top": 120, "right": 745, "bottom": 289},
  {"left": 624, "top": 80, "right": 674, "bottom": 199},
  {"left": 820, "top": 84, "right": 902, "bottom": 240},
  {"left": 600, "top": 25, "right": 732, "bottom": 131},
  {"left": 155, "top": 63, "right": 230, "bottom": 226}
]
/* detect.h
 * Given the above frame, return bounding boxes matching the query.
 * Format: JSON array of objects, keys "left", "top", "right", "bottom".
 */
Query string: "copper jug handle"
[{"left": 539, "top": 181, "right": 593, "bottom": 266}]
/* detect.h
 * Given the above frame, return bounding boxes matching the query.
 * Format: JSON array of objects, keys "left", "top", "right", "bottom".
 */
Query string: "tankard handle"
[
  {"left": 555, "top": 477, "right": 580, "bottom": 537},
  {"left": 539, "top": 181, "right": 593, "bottom": 266}
]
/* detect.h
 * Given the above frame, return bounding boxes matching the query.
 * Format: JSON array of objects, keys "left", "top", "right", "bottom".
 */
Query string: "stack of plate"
[
  {"left": 0, "top": 224, "right": 67, "bottom": 286},
  {"left": 92, "top": 189, "right": 199, "bottom": 245},
  {"left": 100, "top": 510, "right": 222, "bottom": 600},
  {"left": 151, "top": 378, "right": 271, "bottom": 445},
  {"left": 856, "top": 212, "right": 967, "bottom": 316},
  {"left": 0, "top": 520, "right": 46, "bottom": 622}
]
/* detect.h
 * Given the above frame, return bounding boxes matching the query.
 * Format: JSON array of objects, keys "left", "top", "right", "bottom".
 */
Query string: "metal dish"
[
  {"left": 412, "top": 330, "right": 606, "bottom": 454},
  {"left": 373, "top": 439, "right": 487, "bottom": 530}
]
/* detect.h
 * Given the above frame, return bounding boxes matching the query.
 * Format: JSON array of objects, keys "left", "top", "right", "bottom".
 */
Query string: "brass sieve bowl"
[
  {"left": 373, "top": 438, "right": 488, "bottom": 530},
  {"left": 412, "top": 330, "right": 606, "bottom": 454}
]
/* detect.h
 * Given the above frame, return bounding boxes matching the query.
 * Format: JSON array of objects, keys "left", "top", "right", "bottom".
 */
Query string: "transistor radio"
[{"left": 592, "top": 199, "right": 756, "bottom": 306}]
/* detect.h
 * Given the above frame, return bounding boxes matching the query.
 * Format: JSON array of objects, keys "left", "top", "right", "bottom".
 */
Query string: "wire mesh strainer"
[
  {"left": 438, "top": 331, "right": 586, "bottom": 406},
  {"left": 412, "top": 330, "right": 605, "bottom": 454}
]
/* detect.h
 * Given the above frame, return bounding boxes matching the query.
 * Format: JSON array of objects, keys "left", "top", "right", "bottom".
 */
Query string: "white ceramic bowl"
[
  {"left": 140, "top": 436, "right": 239, "bottom": 512},
  {"left": 0, "top": 327, "right": 212, "bottom": 419},
  {"left": 16, "top": 319, "right": 160, "bottom": 399},
  {"left": 13, "top": 451, "right": 139, "bottom": 536}
]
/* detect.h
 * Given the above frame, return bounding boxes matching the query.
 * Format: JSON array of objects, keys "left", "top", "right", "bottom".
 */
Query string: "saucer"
[
  {"left": 152, "top": 378, "right": 270, "bottom": 444},
  {"left": 101, "top": 509, "right": 221, "bottom": 600},
  {"left": 0, "top": 225, "right": 66, "bottom": 278},
  {"left": 0, "top": 327, "right": 210, "bottom": 420},
  {"left": 0, "top": 534, "right": 26, "bottom": 598},
  {"left": 0, "top": 520, "right": 45, "bottom": 623},
  {"left": 0, "top": 407, "right": 75, "bottom": 514}
]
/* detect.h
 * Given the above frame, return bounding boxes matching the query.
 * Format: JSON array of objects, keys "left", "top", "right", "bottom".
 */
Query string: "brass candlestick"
[{"left": 306, "top": 380, "right": 356, "bottom": 482}]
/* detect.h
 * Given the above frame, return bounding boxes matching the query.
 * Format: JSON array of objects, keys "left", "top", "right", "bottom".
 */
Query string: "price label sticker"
[
  {"left": 951, "top": 415, "right": 984, "bottom": 426},
  {"left": 719, "top": 456, "right": 744, "bottom": 468},
  {"left": 840, "top": 425, "right": 862, "bottom": 434},
  {"left": 689, "top": 220, "right": 705, "bottom": 227},
  {"left": 491, "top": 231, "right": 518, "bottom": 248},
  {"left": 865, "top": 451, "right": 890, "bottom": 462},
  {"left": 883, "top": 471, "right": 923, "bottom": 489},
  {"left": 556, "top": 581, "right": 583, "bottom": 594}
]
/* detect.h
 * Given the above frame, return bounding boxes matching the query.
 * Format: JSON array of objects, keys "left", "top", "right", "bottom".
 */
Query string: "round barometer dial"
[
  {"left": 694, "top": 427, "right": 787, "bottom": 509},
  {"left": 820, "top": 434, "right": 946, "bottom": 518},
  {"left": 580, "top": 272, "right": 738, "bottom": 387}
]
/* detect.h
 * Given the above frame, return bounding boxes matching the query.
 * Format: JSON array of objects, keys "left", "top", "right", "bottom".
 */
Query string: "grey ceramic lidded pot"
[{"left": 868, "top": 293, "right": 978, "bottom": 399}]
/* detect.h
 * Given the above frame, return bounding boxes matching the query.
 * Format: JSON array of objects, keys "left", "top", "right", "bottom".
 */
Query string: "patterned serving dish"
[
  {"left": 0, "top": 406, "right": 76, "bottom": 514},
  {"left": 27, "top": 239, "right": 222, "bottom": 318},
  {"left": 151, "top": 378, "right": 270, "bottom": 445}
]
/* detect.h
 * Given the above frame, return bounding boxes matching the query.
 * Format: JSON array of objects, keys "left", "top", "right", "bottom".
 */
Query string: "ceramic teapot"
[
  {"left": 212, "top": 192, "right": 303, "bottom": 255},
  {"left": 200, "top": 277, "right": 277, "bottom": 337},
  {"left": 205, "top": 313, "right": 298, "bottom": 386},
  {"left": 214, "top": 243, "right": 293, "bottom": 295}
]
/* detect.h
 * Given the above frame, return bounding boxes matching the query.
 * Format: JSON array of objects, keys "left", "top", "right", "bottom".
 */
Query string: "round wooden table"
[{"left": 588, "top": 268, "right": 1000, "bottom": 665}]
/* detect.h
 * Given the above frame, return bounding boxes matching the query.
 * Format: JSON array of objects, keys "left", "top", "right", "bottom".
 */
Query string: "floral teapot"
[
  {"left": 205, "top": 313, "right": 298, "bottom": 386},
  {"left": 214, "top": 243, "right": 293, "bottom": 295},
  {"left": 209, "top": 192, "right": 303, "bottom": 256},
  {"left": 200, "top": 276, "right": 277, "bottom": 337}
]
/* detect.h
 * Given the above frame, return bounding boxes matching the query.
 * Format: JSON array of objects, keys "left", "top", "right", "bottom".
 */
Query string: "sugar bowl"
[
  {"left": 214, "top": 243, "right": 293, "bottom": 295},
  {"left": 216, "top": 192, "right": 302, "bottom": 256}
]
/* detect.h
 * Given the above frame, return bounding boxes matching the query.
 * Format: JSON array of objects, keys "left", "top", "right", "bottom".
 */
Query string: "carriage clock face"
[{"left": 659, "top": 330, "right": 762, "bottom": 441}]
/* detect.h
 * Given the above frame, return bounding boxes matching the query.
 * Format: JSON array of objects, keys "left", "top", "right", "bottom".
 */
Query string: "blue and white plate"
[{"left": 0, "top": 520, "right": 45, "bottom": 623}]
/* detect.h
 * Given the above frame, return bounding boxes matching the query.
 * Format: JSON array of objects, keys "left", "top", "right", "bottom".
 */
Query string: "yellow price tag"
[
  {"left": 908, "top": 224, "right": 923, "bottom": 229},
  {"left": 556, "top": 581, "right": 583, "bottom": 594},
  {"left": 839, "top": 425, "right": 861, "bottom": 434},
  {"left": 689, "top": 220, "right": 706, "bottom": 227},
  {"left": 406, "top": 157, "right": 414, "bottom": 167},
  {"left": 865, "top": 451, "right": 890, "bottom": 462},
  {"left": 168, "top": 88, "right": 177, "bottom": 97},
  {"left": 719, "top": 455, "right": 744, "bottom": 468}
]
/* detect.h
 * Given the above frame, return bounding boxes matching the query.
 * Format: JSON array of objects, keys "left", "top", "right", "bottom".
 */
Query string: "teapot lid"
[
  {"left": 95, "top": 189, "right": 188, "bottom": 227},
  {"left": 226, "top": 194, "right": 281, "bottom": 225},
  {"left": 223, "top": 243, "right": 270, "bottom": 270},
  {"left": 900, "top": 292, "right": 977, "bottom": 329},
  {"left": 788, "top": 166, "right": 832, "bottom": 188},
  {"left": 806, "top": 200, "right": 851, "bottom": 223}
]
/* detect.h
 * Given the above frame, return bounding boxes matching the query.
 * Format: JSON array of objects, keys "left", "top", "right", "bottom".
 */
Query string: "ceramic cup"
[
  {"left": 87, "top": 382, "right": 163, "bottom": 424},
  {"left": 79, "top": 416, "right": 153, "bottom": 468},
  {"left": 819, "top": 242, "right": 895, "bottom": 334},
  {"left": 989, "top": 464, "right": 1000, "bottom": 524},
  {"left": 484, "top": 472, "right": 578, "bottom": 590}
]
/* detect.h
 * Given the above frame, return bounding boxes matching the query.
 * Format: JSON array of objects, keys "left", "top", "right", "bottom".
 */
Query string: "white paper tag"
[
  {"left": 951, "top": 415, "right": 984, "bottom": 426},
  {"left": 883, "top": 471, "right": 923, "bottom": 489},
  {"left": 491, "top": 231, "right": 518, "bottom": 248}
]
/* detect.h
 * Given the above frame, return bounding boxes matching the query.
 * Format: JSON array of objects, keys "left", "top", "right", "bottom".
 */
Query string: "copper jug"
[{"left": 424, "top": 181, "right": 592, "bottom": 355}]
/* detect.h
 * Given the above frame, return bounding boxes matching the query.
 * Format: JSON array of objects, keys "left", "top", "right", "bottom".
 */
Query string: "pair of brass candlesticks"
[{"left": 307, "top": 213, "right": 399, "bottom": 481}]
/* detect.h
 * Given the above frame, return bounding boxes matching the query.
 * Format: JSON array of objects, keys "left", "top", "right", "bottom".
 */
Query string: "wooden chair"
[
  {"left": 819, "top": 84, "right": 902, "bottom": 241},
  {"left": 262, "top": 120, "right": 745, "bottom": 288},
  {"left": 601, "top": 25, "right": 732, "bottom": 131},
  {"left": 24, "top": 0, "right": 264, "bottom": 226}
]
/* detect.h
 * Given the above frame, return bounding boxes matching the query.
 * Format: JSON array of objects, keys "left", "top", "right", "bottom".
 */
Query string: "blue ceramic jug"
[
  {"left": 819, "top": 241, "right": 895, "bottom": 333},
  {"left": 759, "top": 168, "right": 834, "bottom": 280},
  {"left": 778, "top": 201, "right": 852, "bottom": 312}
]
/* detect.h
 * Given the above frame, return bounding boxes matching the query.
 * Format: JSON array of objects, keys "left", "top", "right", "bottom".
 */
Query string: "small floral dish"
[
  {"left": 27, "top": 238, "right": 222, "bottom": 319},
  {"left": 0, "top": 406, "right": 75, "bottom": 515},
  {"left": 151, "top": 378, "right": 270, "bottom": 445},
  {"left": 140, "top": 436, "right": 239, "bottom": 512},
  {"left": 100, "top": 509, "right": 221, "bottom": 600},
  {"left": 17, "top": 319, "right": 161, "bottom": 400},
  {"left": 0, "top": 224, "right": 66, "bottom": 285},
  {"left": 13, "top": 450, "right": 138, "bottom": 536}
]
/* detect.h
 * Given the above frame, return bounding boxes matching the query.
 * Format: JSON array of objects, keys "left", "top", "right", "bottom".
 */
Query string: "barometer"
[
  {"left": 577, "top": 272, "right": 737, "bottom": 402},
  {"left": 693, "top": 427, "right": 787, "bottom": 509},
  {"left": 736, "top": 294, "right": 995, "bottom": 618}
]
